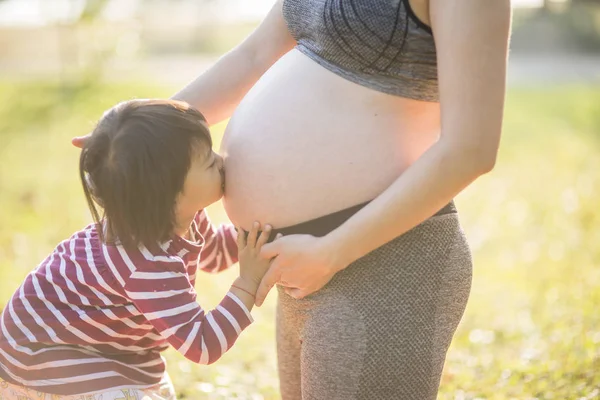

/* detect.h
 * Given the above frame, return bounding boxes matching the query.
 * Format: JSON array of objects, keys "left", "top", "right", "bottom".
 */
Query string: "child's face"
[{"left": 176, "top": 146, "right": 225, "bottom": 225}]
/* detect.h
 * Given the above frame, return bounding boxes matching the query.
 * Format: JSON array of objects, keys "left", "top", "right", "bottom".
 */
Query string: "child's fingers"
[
  {"left": 255, "top": 225, "right": 273, "bottom": 250},
  {"left": 236, "top": 226, "right": 246, "bottom": 249},
  {"left": 276, "top": 233, "right": 283, "bottom": 240},
  {"left": 247, "top": 221, "right": 260, "bottom": 248}
]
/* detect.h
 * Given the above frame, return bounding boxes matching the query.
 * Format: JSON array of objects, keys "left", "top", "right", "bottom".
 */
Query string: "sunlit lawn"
[{"left": 0, "top": 81, "right": 598, "bottom": 399}]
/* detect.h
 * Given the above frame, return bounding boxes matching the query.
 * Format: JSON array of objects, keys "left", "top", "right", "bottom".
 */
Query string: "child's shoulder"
[
  {"left": 34, "top": 223, "right": 103, "bottom": 273},
  {"left": 55, "top": 222, "right": 101, "bottom": 254},
  {"left": 64, "top": 223, "right": 170, "bottom": 274}
]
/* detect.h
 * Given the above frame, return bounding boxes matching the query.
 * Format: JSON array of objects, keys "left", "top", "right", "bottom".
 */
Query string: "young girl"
[{"left": 0, "top": 99, "right": 274, "bottom": 400}]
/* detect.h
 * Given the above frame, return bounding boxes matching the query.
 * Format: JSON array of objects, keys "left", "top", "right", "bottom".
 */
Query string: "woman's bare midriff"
[{"left": 221, "top": 49, "right": 441, "bottom": 229}]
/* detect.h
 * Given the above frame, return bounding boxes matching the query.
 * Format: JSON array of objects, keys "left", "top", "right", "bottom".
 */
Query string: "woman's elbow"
[
  {"left": 443, "top": 138, "right": 499, "bottom": 176},
  {"left": 463, "top": 147, "right": 497, "bottom": 176},
  {"left": 476, "top": 150, "right": 497, "bottom": 174}
]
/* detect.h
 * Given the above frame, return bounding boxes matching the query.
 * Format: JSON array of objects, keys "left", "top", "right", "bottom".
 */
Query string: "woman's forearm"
[
  {"left": 171, "top": 1, "right": 295, "bottom": 126},
  {"left": 324, "top": 138, "right": 495, "bottom": 271},
  {"left": 171, "top": 47, "right": 265, "bottom": 126},
  {"left": 322, "top": 0, "right": 510, "bottom": 273}
]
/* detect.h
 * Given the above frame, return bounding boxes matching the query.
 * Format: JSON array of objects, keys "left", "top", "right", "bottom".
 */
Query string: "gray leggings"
[{"left": 276, "top": 212, "right": 472, "bottom": 400}]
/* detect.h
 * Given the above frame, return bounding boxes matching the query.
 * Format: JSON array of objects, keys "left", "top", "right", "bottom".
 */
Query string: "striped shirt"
[{"left": 0, "top": 210, "right": 250, "bottom": 396}]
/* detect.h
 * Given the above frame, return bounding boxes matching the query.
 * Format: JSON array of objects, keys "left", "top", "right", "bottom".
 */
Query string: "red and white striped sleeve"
[
  {"left": 122, "top": 252, "right": 252, "bottom": 365},
  {"left": 193, "top": 210, "right": 238, "bottom": 273}
]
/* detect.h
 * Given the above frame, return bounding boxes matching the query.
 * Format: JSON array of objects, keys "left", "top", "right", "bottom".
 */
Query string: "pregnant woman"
[
  {"left": 173, "top": 0, "right": 511, "bottom": 398},
  {"left": 87, "top": 0, "right": 510, "bottom": 398}
]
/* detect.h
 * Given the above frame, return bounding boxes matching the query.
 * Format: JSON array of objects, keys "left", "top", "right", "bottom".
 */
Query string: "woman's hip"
[
  {"left": 278, "top": 209, "right": 472, "bottom": 312},
  {"left": 276, "top": 212, "right": 472, "bottom": 399}
]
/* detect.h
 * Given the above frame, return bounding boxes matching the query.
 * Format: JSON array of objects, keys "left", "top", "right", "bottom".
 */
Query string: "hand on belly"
[{"left": 253, "top": 233, "right": 345, "bottom": 306}]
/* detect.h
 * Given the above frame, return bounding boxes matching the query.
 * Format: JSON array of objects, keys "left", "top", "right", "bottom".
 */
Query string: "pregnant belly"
[{"left": 220, "top": 50, "right": 440, "bottom": 229}]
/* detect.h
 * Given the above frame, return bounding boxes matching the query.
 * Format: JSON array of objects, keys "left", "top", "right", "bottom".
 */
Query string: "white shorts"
[{"left": 0, "top": 374, "right": 176, "bottom": 400}]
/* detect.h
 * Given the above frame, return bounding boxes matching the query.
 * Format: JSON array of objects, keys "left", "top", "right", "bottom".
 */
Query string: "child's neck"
[{"left": 174, "top": 213, "right": 196, "bottom": 240}]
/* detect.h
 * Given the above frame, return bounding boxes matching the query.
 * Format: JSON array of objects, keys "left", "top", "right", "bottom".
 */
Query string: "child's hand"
[{"left": 236, "top": 222, "right": 280, "bottom": 293}]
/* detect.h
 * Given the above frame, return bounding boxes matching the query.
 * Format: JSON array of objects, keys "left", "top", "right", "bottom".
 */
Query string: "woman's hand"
[
  {"left": 72, "top": 134, "right": 91, "bottom": 148},
  {"left": 254, "top": 234, "right": 347, "bottom": 306}
]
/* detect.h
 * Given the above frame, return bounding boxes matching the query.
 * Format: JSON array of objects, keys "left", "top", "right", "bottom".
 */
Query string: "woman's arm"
[
  {"left": 71, "top": 1, "right": 294, "bottom": 147},
  {"left": 255, "top": 0, "right": 512, "bottom": 304},
  {"left": 172, "top": 0, "right": 296, "bottom": 126}
]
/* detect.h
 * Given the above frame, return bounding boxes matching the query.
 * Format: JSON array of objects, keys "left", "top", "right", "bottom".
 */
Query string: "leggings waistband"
[{"left": 247, "top": 201, "right": 456, "bottom": 242}]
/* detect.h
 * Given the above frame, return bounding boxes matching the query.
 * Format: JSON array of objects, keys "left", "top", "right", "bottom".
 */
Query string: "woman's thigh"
[
  {"left": 276, "top": 289, "right": 304, "bottom": 400},
  {"left": 280, "top": 213, "right": 472, "bottom": 400}
]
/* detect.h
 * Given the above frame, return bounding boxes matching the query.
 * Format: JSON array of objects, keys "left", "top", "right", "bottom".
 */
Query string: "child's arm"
[
  {"left": 193, "top": 210, "right": 238, "bottom": 273},
  {"left": 122, "top": 223, "right": 271, "bottom": 365},
  {"left": 123, "top": 256, "right": 254, "bottom": 365}
]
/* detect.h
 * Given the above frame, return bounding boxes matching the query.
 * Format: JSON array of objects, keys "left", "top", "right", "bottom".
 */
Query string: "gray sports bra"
[{"left": 282, "top": 0, "right": 438, "bottom": 102}]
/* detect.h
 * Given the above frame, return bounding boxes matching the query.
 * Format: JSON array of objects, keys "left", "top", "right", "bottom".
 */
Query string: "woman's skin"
[
  {"left": 75, "top": 0, "right": 512, "bottom": 305},
  {"left": 253, "top": 0, "right": 512, "bottom": 304}
]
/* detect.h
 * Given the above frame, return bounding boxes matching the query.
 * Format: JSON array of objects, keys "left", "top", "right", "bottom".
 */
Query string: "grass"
[{"left": 0, "top": 80, "right": 599, "bottom": 399}]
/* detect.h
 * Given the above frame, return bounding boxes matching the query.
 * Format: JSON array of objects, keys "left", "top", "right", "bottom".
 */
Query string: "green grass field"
[{"left": 0, "top": 81, "right": 598, "bottom": 399}]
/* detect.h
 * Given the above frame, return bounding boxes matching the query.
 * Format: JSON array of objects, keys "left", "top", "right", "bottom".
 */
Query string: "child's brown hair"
[{"left": 80, "top": 99, "right": 212, "bottom": 249}]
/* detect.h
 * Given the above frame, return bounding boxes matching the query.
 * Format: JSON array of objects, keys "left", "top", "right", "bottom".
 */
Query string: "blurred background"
[{"left": 0, "top": 0, "right": 599, "bottom": 399}]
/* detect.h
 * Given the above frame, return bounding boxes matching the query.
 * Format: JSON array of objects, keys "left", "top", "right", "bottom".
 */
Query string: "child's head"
[{"left": 80, "top": 99, "right": 224, "bottom": 248}]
